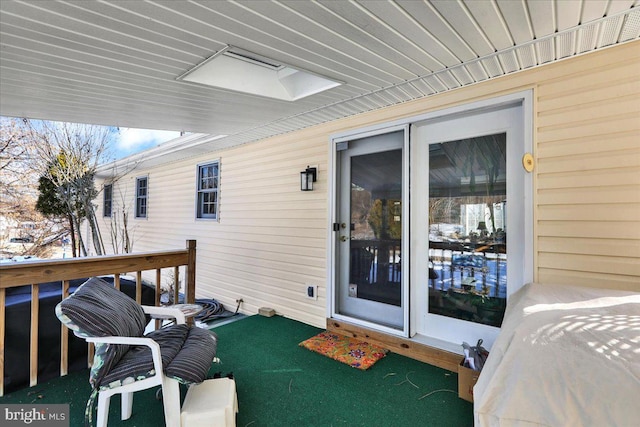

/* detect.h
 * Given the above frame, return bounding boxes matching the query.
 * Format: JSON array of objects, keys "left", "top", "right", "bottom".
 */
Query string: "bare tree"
[
  {"left": 1, "top": 118, "right": 36, "bottom": 203},
  {"left": 109, "top": 187, "right": 135, "bottom": 254},
  {"left": 1, "top": 118, "right": 66, "bottom": 258},
  {"left": 24, "top": 119, "right": 116, "bottom": 256}
]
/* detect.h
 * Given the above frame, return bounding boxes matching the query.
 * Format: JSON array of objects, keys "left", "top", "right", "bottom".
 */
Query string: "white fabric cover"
[{"left": 474, "top": 283, "right": 640, "bottom": 426}]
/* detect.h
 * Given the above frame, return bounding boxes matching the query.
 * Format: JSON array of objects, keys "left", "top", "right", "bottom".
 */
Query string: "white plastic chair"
[
  {"left": 56, "top": 278, "right": 217, "bottom": 427},
  {"left": 87, "top": 305, "right": 186, "bottom": 427}
]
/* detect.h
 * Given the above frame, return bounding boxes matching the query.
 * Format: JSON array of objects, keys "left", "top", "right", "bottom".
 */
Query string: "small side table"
[{"left": 151, "top": 303, "right": 203, "bottom": 328}]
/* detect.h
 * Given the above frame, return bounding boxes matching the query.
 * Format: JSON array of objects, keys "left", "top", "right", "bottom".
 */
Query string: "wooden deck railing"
[{"left": 0, "top": 239, "right": 197, "bottom": 396}]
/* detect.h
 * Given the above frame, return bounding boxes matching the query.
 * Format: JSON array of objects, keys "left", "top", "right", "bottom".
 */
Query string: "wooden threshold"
[{"left": 326, "top": 318, "right": 460, "bottom": 373}]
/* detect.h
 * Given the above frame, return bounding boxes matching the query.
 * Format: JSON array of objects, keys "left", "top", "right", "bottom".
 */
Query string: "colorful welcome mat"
[{"left": 299, "top": 331, "right": 388, "bottom": 370}]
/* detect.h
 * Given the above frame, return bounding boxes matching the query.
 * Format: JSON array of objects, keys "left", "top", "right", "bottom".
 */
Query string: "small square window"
[
  {"left": 135, "top": 177, "right": 148, "bottom": 218},
  {"left": 196, "top": 162, "right": 219, "bottom": 220}
]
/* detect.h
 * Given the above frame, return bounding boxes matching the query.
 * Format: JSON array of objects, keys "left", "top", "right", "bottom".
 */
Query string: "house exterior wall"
[{"left": 95, "top": 41, "right": 639, "bottom": 329}]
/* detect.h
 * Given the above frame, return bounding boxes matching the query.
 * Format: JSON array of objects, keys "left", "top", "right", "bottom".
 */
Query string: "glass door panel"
[
  {"left": 350, "top": 150, "right": 402, "bottom": 307},
  {"left": 428, "top": 134, "right": 507, "bottom": 327},
  {"left": 412, "top": 102, "right": 528, "bottom": 349},
  {"left": 335, "top": 129, "right": 406, "bottom": 333}
]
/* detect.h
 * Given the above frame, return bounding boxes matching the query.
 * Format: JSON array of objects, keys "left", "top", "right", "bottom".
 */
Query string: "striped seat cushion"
[
  {"left": 101, "top": 325, "right": 217, "bottom": 387},
  {"left": 55, "top": 277, "right": 147, "bottom": 388},
  {"left": 56, "top": 276, "right": 217, "bottom": 390}
]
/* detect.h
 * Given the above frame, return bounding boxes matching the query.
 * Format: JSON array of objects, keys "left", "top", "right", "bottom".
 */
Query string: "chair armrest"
[
  {"left": 85, "top": 336, "right": 163, "bottom": 376},
  {"left": 141, "top": 305, "right": 186, "bottom": 325}
]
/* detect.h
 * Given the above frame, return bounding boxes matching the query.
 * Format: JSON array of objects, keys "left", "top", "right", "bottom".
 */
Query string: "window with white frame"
[
  {"left": 196, "top": 162, "right": 219, "bottom": 219},
  {"left": 135, "top": 177, "right": 148, "bottom": 218},
  {"left": 103, "top": 183, "right": 113, "bottom": 218}
]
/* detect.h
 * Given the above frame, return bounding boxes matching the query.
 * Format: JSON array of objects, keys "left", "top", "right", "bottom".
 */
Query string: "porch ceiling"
[{"left": 1, "top": 1, "right": 638, "bottom": 154}]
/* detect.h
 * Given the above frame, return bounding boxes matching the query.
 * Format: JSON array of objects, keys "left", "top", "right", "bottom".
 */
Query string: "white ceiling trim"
[
  {"left": 113, "top": 7, "right": 638, "bottom": 170},
  {"left": 209, "top": 9, "right": 640, "bottom": 151},
  {"left": 2, "top": 0, "right": 638, "bottom": 166}
]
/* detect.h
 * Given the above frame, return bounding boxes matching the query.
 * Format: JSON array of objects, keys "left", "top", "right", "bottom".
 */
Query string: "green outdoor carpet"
[
  {"left": 213, "top": 315, "right": 472, "bottom": 426},
  {"left": 0, "top": 315, "right": 473, "bottom": 426}
]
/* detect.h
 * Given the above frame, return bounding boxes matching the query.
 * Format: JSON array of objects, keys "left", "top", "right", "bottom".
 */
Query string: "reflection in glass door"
[
  {"left": 428, "top": 135, "right": 507, "bottom": 327},
  {"left": 412, "top": 102, "right": 528, "bottom": 349},
  {"left": 350, "top": 149, "right": 402, "bottom": 307}
]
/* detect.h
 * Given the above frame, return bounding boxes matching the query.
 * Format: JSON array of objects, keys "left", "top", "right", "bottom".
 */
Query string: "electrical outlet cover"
[{"left": 306, "top": 285, "right": 317, "bottom": 300}]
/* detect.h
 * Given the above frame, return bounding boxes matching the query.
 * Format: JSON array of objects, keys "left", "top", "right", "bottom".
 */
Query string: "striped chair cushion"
[
  {"left": 101, "top": 325, "right": 217, "bottom": 387},
  {"left": 55, "top": 277, "right": 148, "bottom": 388},
  {"left": 56, "top": 276, "right": 218, "bottom": 390}
]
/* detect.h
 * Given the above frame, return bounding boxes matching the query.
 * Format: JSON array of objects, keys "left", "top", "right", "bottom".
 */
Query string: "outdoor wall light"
[{"left": 300, "top": 166, "right": 317, "bottom": 191}]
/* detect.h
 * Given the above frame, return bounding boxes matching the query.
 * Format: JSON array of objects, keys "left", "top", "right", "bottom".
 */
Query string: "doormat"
[{"left": 299, "top": 331, "right": 388, "bottom": 370}]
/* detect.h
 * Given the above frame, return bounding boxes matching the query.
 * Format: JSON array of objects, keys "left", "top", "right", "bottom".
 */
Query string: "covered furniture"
[
  {"left": 474, "top": 283, "right": 640, "bottom": 426},
  {"left": 56, "top": 277, "right": 217, "bottom": 427}
]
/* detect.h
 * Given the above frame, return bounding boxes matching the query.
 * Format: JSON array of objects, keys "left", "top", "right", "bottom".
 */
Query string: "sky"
[
  {"left": 115, "top": 127, "right": 182, "bottom": 159},
  {"left": 2, "top": 116, "right": 182, "bottom": 160}
]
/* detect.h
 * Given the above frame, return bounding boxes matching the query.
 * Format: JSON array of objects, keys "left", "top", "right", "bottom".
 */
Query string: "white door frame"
[
  {"left": 412, "top": 103, "right": 529, "bottom": 350},
  {"left": 328, "top": 124, "right": 410, "bottom": 337},
  {"left": 327, "top": 90, "right": 533, "bottom": 344}
]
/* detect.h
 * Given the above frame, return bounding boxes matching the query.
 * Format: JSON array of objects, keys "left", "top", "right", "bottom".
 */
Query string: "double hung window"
[
  {"left": 197, "top": 162, "right": 219, "bottom": 220},
  {"left": 103, "top": 184, "right": 113, "bottom": 218},
  {"left": 135, "top": 177, "right": 148, "bottom": 218}
]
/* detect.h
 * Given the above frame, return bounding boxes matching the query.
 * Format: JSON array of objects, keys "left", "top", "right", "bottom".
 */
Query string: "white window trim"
[
  {"left": 195, "top": 160, "right": 220, "bottom": 221},
  {"left": 103, "top": 183, "right": 113, "bottom": 218},
  {"left": 135, "top": 176, "right": 148, "bottom": 219}
]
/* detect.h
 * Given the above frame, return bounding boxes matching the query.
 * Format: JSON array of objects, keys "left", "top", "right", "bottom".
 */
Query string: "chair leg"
[
  {"left": 161, "top": 377, "right": 181, "bottom": 427},
  {"left": 121, "top": 391, "right": 134, "bottom": 420},
  {"left": 96, "top": 391, "right": 111, "bottom": 427}
]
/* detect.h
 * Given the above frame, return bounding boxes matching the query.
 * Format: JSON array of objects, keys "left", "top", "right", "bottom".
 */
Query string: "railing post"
[
  {"left": 30, "top": 284, "right": 39, "bottom": 387},
  {"left": 186, "top": 240, "right": 196, "bottom": 305},
  {"left": 0, "top": 288, "right": 5, "bottom": 396}
]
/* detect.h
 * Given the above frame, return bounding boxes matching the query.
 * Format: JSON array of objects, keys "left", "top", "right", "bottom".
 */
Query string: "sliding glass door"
[{"left": 412, "top": 104, "right": 528, "bottom": 347}]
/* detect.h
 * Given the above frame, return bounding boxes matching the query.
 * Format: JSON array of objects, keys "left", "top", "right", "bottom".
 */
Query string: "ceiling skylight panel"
[{"left": 177, "top": 46, "right": 342, "bottom": 101}]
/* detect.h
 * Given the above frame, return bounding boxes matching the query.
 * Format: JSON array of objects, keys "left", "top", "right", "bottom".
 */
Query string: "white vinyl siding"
[{"left": 93, "top": 42, "right": 640, "bottom": 329}]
